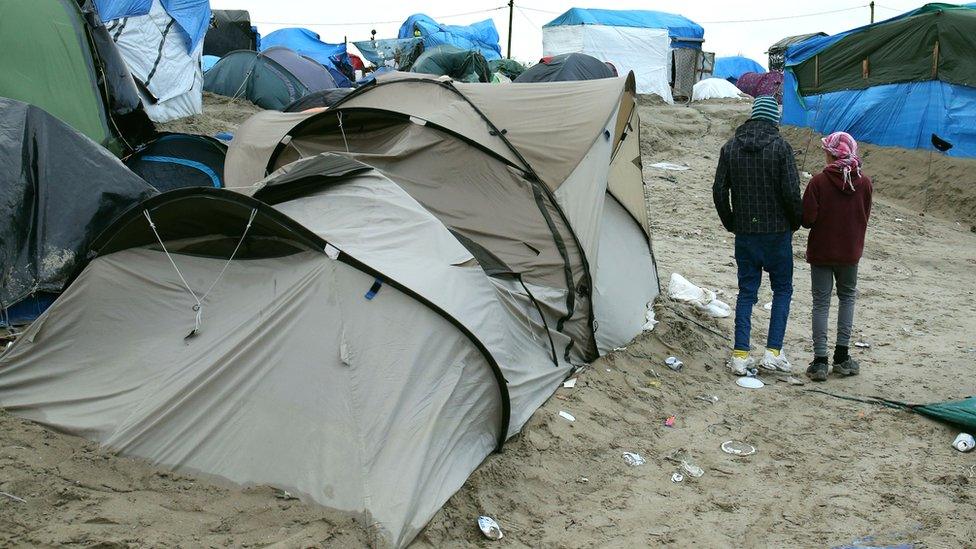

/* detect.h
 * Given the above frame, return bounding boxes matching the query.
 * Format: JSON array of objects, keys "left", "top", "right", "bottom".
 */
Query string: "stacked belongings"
[
  {"left": 0, "top": 98, "right": 157, "bottom": 326},
  {"left": 0, "top": 72, "right": 659, "bottom": 548},
  {"left": 96, "top": 0, "right": 211, "bottom": 122}
]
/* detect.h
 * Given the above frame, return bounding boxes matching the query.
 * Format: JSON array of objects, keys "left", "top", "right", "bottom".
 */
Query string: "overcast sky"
[{"left": 211, "top": 0, "right": 928, "bottom": 67}]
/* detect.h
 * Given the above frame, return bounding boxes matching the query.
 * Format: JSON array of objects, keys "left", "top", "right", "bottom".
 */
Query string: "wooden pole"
[{"left": 507, "top": 0, "right": 514, "bottom": 59}]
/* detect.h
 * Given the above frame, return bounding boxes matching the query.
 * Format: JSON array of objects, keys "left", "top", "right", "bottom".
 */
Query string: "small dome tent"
[
  {"left": 261, "top": 28, "right": 355, "bottom": 87},
  {"left": 514, "top": 53, "right": 616, "bottom": 83},
  {"left": 204, "top": 48, "right": 338, "bottom": 110}
]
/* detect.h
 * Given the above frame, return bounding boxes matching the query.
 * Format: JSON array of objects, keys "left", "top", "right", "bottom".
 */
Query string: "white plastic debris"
[
  {"left": 670, "top": 471, "right": 684, "bottom": 483},
  {"left": 736, "top": 377, "right": 764, "bottom": 389},
  {"left": 668, "top": 273, "right": 731, "bottom": 318},
  {"left": 641, "top": 306, "right": 658, "bottom": 332},
  {"left": 650, "top": 162, "right": 690, "bottom": 171},
  {"left": 622, "top": 452, "right": 646, "bottom": 466},
  {"left": 721, "top": 440, "right": 757, "bottom": 456},
  {"left": 696, "top": 394, "right": 719, "bottom": 404},
  {"left": 562, "top": 378, "right": 577, "bottom": 389},
  {"left": 558, "top": 411, "right": 576, "bottom": 422},
  {"left": 954, "top": 433, "right": 975, "bottom": 453},
  {"left": 665, "top": 356, "right": 683, "bottom": 372},
  {"left": 478, "top": 516, "right": 504, "bottom": 540},
  {"left": 680, "top": 460, "right": 704, "bottom": 478},
  {"left": 854, "top": 341, "right": 871, "bottom": 348}
]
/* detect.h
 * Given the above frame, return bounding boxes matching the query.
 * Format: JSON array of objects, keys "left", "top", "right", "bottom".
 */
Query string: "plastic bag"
[{"left": 667, "top": 273, "right": 731, "bottom": 318}]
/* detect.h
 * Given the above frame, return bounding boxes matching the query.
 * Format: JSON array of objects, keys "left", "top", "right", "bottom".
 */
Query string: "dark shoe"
[
  {"left": 806, "top": 361, "right": 828, "bottom": 382},
  {"left": 832, "top": 358, "right": 860, "bottom": 376}
]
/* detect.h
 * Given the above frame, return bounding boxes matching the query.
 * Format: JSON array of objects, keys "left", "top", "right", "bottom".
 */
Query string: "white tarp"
[
  {"left": 692, "top": 77, "right": 747, "bottom": 101},
  {"left": 106, "top": 0, "right": 203, "bottom": 121},
  {"left": 543, "top": 24, "right": 673, "bottom": 102}
]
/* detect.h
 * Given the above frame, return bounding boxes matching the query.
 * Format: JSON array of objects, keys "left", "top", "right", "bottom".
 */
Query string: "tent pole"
[
  {"left": 507, "top": 0, "right": 514, "bottom": 59},
  {"left": 870, "top": 1, "right": 875, "bottom": 23}
]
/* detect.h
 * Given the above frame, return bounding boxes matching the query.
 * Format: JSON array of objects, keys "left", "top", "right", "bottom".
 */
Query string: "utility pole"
[
  {"left": 870, "top": 1, "right": 875, "bottom": 23},
  {"left": 507, "top": 0, "right": 514, "bottom": 59}
]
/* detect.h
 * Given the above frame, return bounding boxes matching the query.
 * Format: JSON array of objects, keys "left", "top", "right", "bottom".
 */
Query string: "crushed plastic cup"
[
  {"left": 696, "top": 394, "right": 719, "bottom": 404},
  {"left": 622, "top": 452, "right": 646, "bottom": 466},
  {"left": 665, "top": 356, "right": 683, "bottom": 372},
  {"left": 558, "top": 411, "right": 576, "bottom": 422},
  {"left": 680, "top": 460, "right": 704, "bottom": 478},
  {"left": 478, "top": 516, "right": 504, "bottom": 540},
  {"left": 721, "top": 440, "right": 757, "bottom": 457},
  {"left": 953, "top": 433, "right": 975, "bottom": 453}
]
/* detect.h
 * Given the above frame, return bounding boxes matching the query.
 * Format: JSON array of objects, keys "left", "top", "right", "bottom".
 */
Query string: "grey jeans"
[{"left": 811, "top": 264, "right": 858, "bottom": 358}]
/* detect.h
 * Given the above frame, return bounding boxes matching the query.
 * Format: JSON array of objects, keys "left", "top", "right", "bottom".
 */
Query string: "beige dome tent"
[{"left": 0, "top": 73, "right": 658, "bottom": 547}]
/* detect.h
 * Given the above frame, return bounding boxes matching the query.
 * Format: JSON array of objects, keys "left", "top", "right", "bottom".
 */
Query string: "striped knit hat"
[{"left": 751, "top": 96, "right": 780, "bottom": 124}]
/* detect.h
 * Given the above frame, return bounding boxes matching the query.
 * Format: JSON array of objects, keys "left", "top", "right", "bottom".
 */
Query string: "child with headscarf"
[{"left": 801, "top": 131, "right": 873, "bottom": 381}]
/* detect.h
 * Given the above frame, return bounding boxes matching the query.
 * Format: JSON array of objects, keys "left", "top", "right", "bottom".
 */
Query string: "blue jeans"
[{"left": 733, "top": 232, "right": 794, "bottom": 351}]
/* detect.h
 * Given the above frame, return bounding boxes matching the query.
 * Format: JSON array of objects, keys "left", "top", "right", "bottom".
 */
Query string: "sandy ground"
[{"left": 3, "top": 96, "right": 976, "bottom": 547}]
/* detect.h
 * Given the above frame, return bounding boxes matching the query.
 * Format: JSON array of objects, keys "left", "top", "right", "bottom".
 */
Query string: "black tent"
[
  {"left": 204, "top": 10, "right": 259, "bottom": 57},
  {"left": 204, "top": 48, "right": 338, "bottom": 110},
  {"left": 514, "top": 53, "right": 616, "bottom": 83},
  {"left": 125, "top": 134, "right": 228, "bottom": 191},
  {"left": 0, "top": 98, "right": 157, "bottom": 324}
]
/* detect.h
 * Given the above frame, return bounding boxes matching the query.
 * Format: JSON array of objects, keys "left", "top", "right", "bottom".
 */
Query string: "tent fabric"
[
  {"left": 0, "top": 98, "right": 157, "bottom": 314},
  {"left": 398, "top": 13, "right": 502, "bottom": 61},
  {"left": 283, "top": 88, "right": 355, "bottom": 112},
  {"left": 693, "top": 78, "right": 747, "bottom": 101},
  {"left": 410, "top": 45, "right": 491, "bottom": 83},
  {"left": 514, "top": 53, "right": 615, "bottom": 83},
  {"left": 125, "top": 133, "right": 228, "bottom": 190},
  {"left": 0, "top": 0, "right": 154, "bottom": 154},
  {"left": 260, "top": 28, "right": 354, "bottom": 87},
  {"left": 915, "top": 397, "right": 976, "bottom": 432},
  {"left": 102, "top": 0, "right": 204, "bottom": 122},
  {"left": 352, "top": 37, "right": 424, "bottom": 70},
  {"left": 543, "top": 24, "right": 672, "bottom": 101},
  {"left": 782, "top": 75, "right": 976, "bottom": 158},
  {"left": 791, "top": 4, "right": 976, "bottom": 95},
  {"left": 544, "top": 8, "right": 704, "bottom": 48},
  {"left": 204, "top": 50, "right": 336, "bottom": 110},
  {"left": 713, "top": 56, "right": 766, "bottom": 82},
  {"left": 489, "top": 58, "right": 526, "bottom": 79},
  {"left": 94, "top": 0, "right": 210, "bottom": 52},
  {"left": 203, "top": 55, "right": 220, "bottom": 72},
  {"left": 204, "top": 9, "right": 258, "bottom": 57}
]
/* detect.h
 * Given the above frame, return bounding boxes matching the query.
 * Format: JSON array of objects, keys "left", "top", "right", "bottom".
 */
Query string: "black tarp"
[
  {"left": 125, "top": 133, "right": 228, "bottom": 191},
  {"left": 514, "top": 53, "right": 616, "bottom": 83},
  {"left": 0, "top": 98, "right": 157, "bottom": 314},
  {"left": 284, "top": 88, "right": 355, "bottom": 112},
  {"left": 204, "top": 9, "right": 258, "bottom": 57}
]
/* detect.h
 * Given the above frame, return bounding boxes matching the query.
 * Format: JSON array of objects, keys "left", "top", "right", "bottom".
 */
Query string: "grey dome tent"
[
  {"left": 0, "top": 73, "right": 659, "bottom": 547},
  {"left": 0, "top": 98, "right": 156, "bottom": 325},
  {"left": 515, "top": 53, "right": 617, "bottom": 83},
  {"left": 204, "top": 47, "right": 337, "bottom": 110}
]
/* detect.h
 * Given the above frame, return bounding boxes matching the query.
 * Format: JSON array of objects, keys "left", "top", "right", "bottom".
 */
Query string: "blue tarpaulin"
[
  {"left": 260, "top": 28, "right": 353, "bottom": 87},
  {"left": 94, "top": 0, "right": 210, "bottom": 52},
  {"left": 782, "top": 72, "right": 976, "bottom": 158},
  {"left": 398, "top": 14, "right": 502, "bottom": 61},
  {"left": 544, "top": 8, "right": 704, "bottom": 48},
  {"left": 713, "top": 56, "right": 766, "bottom": 82},
  {"left": 353, "top": 37, "right": 424, "bottom": 68}
]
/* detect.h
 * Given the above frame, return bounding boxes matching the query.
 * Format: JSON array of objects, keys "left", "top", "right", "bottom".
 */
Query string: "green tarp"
[
  {"left": 915, "top": 396, "right": 976, "bottom": 432},
  {"left": 410, "top": 45, "right": 491, "bottom": 83},
  {"left": 794, "top": 4, "right": 976, "bottom": 96},
  {"left": 0, "top": 0, "right": 113, "bottom": 148}
]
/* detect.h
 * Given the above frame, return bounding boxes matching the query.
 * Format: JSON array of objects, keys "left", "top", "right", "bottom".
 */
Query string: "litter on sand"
[
  {"left": 854, "top": 341, "right": 871, "bottom": 348},
  {"left": 721, "top": 440, "right": 757, "bottom": 456},
  {"left": 696, "top": 394, "right": 720, "bottom": 404},
  {"left": 558, "top": 411, "right": 576, "bottom": 422},
  {"left": 665, "top": 356, "right": 683, "bottom": 372},
  {"left": 649, "top": 162, "right": 690, "bottom": 171},
  {"left": 478, "top": 516, "right": 504, "bottom": 540},
  {"left": 0, "top": 491, "right": 26, "bottom": 504},
  {"left": 671, "top": 472, "right": 684, "bottom": 483},
  {"left": 668, "top": 273, "right": 731, "bottom": 318},
  {"left": 563, "top": 378, "right": 577, "bottom": 389},
  {"left": 622, "top": 452, "right": 646, "bottom": 466},
  {"left": 680, "top": 460, "right": 704, "bottom": 478},
  {"left": 736, "top": 377, "right": 765, "bottom": 389},
  {"left": 664, "top": 415, "right": 676, "bottom": 427},
  {"left": 953, "top": 433, "right": 975, "bottom": 452}
]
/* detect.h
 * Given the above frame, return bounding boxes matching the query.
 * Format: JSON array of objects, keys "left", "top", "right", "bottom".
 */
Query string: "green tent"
[
  {"left": 914, "top": 396, "right": 976, "bottom": 432},
  {"left": 410, "top": 45, "right": 491, "bottom": 83},
  {"left": 0, "top": 0, "right": 153, "bottom": 155}
]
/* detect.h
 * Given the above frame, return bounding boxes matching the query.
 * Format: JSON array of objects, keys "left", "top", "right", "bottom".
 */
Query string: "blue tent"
[
  {"left": 713, "top": 56, "right": 766, "bottom": 83},
  {"left": 782, "top": 3, "right": 976, "bottom": 158},
  {"left": 260, "top": 28, "right": 354, "bottom": 87},
  {"left": 544, "top": 8, "right": 704, "bottom": 49},
  {"left": 94, "top": 0, "right": 210, "bottom": 52},
  {"left": 398, "top": 14, "right": 502, "bottom": 61}
]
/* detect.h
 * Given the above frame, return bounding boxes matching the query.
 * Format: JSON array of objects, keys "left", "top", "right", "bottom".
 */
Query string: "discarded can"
[
  {"left": 622, "top": 452, "right": 646, "bottom": 466},
  {"left": 665, "top": 356, "right": 683, "bottom": 372},
  {"left": 478, "top": 516, "right": 504, "bottom": 540},
  {"left": 953, "top": 433, "right": 975, "bottom": 453}
]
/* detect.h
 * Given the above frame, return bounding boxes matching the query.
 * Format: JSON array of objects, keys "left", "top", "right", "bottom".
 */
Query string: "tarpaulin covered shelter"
[
  {"left": 713, "top": 56, "right": 766, "bottom": 83},
  {"left": 410, "top": 45, "right": 491, "bottom": 83},
  {"left": 0, "top": 98, "right": 156, "bottom": 325},
  {"left": 97, "top": 0, "right": 210, "bottom": 122},
  {"left": 261, "top": 28, "right": 354, "bottom": 87},
  {"left": 542, "top": 8, "right": 706, "bottom": 101},
  {"left": 783, "top": 3, "right": 976, "bottom": 157},
  {"left": 204, "top": 9, "right": 259, "bottom": 57},
  {"left": 0, "top": 72, "right": 658, "bottom": 547},
  {"left": 0, "top": 0, "right": 155, "bottom": 155},
  {"left": 125, "top": 133, "right": 228, "bottom": 190},
  {"left": 490, "top": 58, "right": 527, "bottom": 80},
  {"left": 515, "top": 53, "right": 615, "bottom": 83},
  {"left": 399, "top": 13, "right": 502, "bottom": 61},
  {"left": 767, "top": 32, "right": 826, "bottom": 71},
  {"left": 204, "top": 47, "right": 338, "bottom": 110},
  {"left": 352, "top": 37, "right": 424, "bottom": 70}
]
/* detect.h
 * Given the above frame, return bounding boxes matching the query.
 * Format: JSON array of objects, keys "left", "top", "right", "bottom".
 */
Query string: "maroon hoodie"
[{"left": 801, "top": 166, "right": 873, "bottom": 265}]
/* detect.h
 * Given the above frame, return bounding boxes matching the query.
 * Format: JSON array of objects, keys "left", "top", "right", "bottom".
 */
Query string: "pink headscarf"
[{"left": 821, "top": 131, "right": 862, "bottom": 190}]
